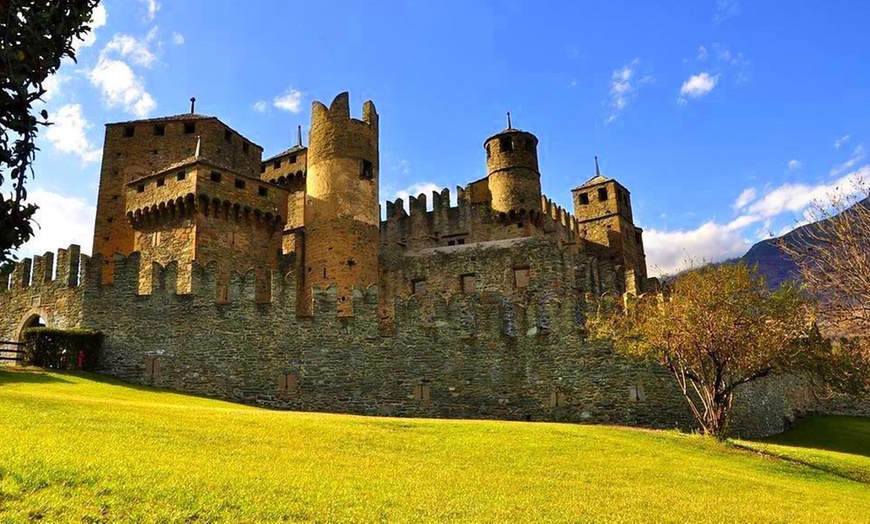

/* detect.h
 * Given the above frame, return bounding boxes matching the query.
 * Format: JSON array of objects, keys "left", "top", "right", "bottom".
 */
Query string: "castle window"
[
  {"left": 210, "top": 171, "right": 221, "bottom": 183},
  {"left": 153, "top": 124, "right": 165, "bottom": 136},
  {"left": 123, "top": 125, "right": 135, "bottom": 137},
  {"left": 548, "top": 390, "right": 566, "bottom": 408},
  {"left": 227, "top": 232, "right": 236, "bottom": 246},
  {"left": 486, "top": 144, "right": 491, "bottom": 158},
  {"left": 448, "top": 240, "right": 455, "bottom": 246},
  {"left": 524, "top": 138, "right": 535, "bottom": 152},
  {"left": 289, "top": 154, "right": 297, "bottom": 163},
  {"left": 629, "top": 385, "right": 646, "bottom": 402},
  {"left": 457, "top": 238, "right": 465, "bottom": 245},
  {"left": 278, "top": 373, "right": 299, "bottom": 395},
  {"left": 412, "top": 279, "right": 426, "bottom": 295},
  {"left": 461, "top": 274, "right": 475, "bottom": 293},
  {"left": 499, "top": 136, "right": 513, "bottom": 152},
  {"left": 274, "top": 159, "right": 281, "bottom": 169},
  {"left": 243, "top": 142, "right": 250, "bottom": 153},
  {"left": 579, "top": 192, "right": 590, "bottom": 205},
  {"left": 151, "top": 232, "right": 161, "bottom": 247},
  {"left": 217, "top": 285, "right": 229, "bottom": 303},
  {"left": 177, "top": 171, "right": 186, "bottom": 181},
  {"left": 184, "top": 122, "right": 196, "bottom": 134},
  {"left": 598, "top": 187, "right": 608, "bottom": 201},
  {"left": 514, "top": 267, "right": 530, "bottom": 289},
  {"left": 234, "top": 179, "right": 246, "bottom": 189},
  {"left": 517, "top": 222, "right": 524, "bottom": 229},
  {"left": 224, "top": 129, "right": 232, "bottom": 143},
  {"left": 156, "top": 177, "right": 165, "bottom": 187},
  {"left": 361, "top": 159, "right": 374, "bottom": 180},
  {"left": 137, "top": 184, "right": 145, "bottom": 193},
  {"left": 258, "top": 186, "right": 268, "bottom": 197},
  {"left": 413, "top": 384, "right": 431, "bottom": 406},
  {"left": 144, "top": 357, "right": 161, "bottom": 381}
]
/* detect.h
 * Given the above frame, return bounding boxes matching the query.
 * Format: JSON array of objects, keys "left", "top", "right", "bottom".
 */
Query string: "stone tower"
[
  {"left": 571, "top": 162, "right": 647, "bottom": 294},
  {"left": 303, "top": 92, "right": 379, "bottom": 315},
  {"left": 93, "top": 112, "right": 263, "bottom": 283},
  {"left": 484, "top": 123, "right": 542, "bottom": 216}
]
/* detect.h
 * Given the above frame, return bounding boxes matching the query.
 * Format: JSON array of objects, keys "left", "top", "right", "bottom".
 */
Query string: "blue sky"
[{"left": 27, "top": 0, "right": 870, "bottom": 275}]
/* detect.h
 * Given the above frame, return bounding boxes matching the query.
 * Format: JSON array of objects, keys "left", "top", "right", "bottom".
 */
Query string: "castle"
[{"left": 0, "top": 92, "right": 816, "bottom": 437}]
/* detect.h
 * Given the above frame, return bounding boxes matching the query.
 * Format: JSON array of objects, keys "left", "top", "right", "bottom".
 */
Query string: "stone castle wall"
[{"left": 2, "top": 244, "right": 865, "bottom": 437}]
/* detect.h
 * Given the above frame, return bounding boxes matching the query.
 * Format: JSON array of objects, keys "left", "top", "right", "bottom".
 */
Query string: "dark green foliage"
[
  {"left": 0, "top": 0, "right": 100, "bottom": 263},
  {"left": 22, "top": 327, "right": 103, "bottom": 370}
]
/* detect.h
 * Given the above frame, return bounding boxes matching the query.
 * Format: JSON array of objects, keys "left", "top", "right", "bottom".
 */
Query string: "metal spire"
[
  {"left": 189, "top": 97, "right": 196, "bottom": 114},
  {"left": 506, "top": 111, "right": 512, "bottom": 129},
  {"left": 297, "top": 125, "right": 303, "bottom": 147},
  {"left": 595, "top": 155, "right": 601, "bottom": 177}
]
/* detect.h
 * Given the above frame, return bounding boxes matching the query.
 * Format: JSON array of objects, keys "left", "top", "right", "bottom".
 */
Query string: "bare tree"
[{"left": 778, "top": 179, "right": 870, "bottom": 335}]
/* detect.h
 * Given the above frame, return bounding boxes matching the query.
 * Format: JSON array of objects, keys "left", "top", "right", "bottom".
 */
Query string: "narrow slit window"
[
  {"left": 224, "top": 129, "right": 232, "bottom": 142},
  {"left": 361, "top": 159, "right": 374, "bottom": 180},
  {"left": 598, "top": 187, "right": 608, "bottom": 201},
  {"left": 499, "top": 136, "right": 513, "bottom": 152}
]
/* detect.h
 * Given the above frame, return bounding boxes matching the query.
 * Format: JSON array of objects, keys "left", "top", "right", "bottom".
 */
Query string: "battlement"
[
  {"left": 381, "top": 187, "right": 582, "bottom": 251},
  {"left": 1, "top": 245, "right": 83, "bottom": 292},
  {"left": 125, "top": 160, "right": 288, "bottom": 230},
  {"left": 311, "top": 92, "right": 378, "bottom": 131}
]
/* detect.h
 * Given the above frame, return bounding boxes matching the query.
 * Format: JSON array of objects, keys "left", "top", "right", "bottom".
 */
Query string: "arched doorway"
[{"left": 15, "top": 309, "right": 50, "bottom": 343}]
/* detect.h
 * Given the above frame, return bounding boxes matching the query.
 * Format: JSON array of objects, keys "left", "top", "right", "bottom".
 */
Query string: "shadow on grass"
[
  {"left": 0, "top": 367, "right": 73, "bottom": 386},
  {"left": 756, "top": 415, "right": 870, "bottom": 458}
]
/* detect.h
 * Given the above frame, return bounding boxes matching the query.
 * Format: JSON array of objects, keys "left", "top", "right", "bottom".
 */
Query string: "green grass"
[
  {"left": 0, "top": 369, "right": 868, "bottom": 523},
  {"left": 736, "top": 415, "right": 870, "bottom": 484}
]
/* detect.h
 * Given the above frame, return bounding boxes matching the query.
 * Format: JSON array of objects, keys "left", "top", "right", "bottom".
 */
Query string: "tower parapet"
[{"left": 304, "top": 92, "right": 380, "bottom": 315}]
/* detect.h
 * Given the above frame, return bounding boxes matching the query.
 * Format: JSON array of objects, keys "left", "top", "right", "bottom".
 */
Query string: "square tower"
[{"left": 572, "top": 173, "right": 647, "bottom": 294}]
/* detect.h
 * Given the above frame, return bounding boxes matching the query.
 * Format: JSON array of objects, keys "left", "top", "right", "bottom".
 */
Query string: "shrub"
[{"left": 22, "top": 328, "right": 103, "bottom": 370}]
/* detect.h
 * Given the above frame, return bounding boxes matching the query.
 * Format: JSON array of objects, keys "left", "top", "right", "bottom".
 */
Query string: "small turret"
[
  {"left": 484, "top": 115, "right": 542, "bottom": 216},
  {"left": 304, "top": 92, "right": 379, "bottom": 315}
]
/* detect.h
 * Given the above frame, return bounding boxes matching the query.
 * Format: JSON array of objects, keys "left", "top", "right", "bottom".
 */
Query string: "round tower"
[
  {"left": 304, "top": 92, "right": 379, "bottom": 314},
  {"left": 484, "top": 121, "right": 542, "bottom": 216}
]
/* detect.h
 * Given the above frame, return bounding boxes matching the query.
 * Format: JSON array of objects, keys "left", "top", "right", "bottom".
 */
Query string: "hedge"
[{"left": 22, "top": 328, "right": 103, "bottom": 370}]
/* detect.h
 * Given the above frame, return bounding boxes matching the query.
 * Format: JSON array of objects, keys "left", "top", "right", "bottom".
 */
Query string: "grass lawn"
[{"left": 0, "top": 368, "right": 868, "bottom": 523}]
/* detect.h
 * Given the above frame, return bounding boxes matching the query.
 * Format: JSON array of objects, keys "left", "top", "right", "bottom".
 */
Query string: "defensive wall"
[{"left": 2, "top": 242, "right": 854, "bottom": 438}]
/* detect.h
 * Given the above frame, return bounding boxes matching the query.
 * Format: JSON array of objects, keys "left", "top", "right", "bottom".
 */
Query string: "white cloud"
[
  {"left": 606, "top": 59, "right": 649, "bottom": 124},
  {"left": 834, "top": 134, "right": 851, "bottom": 149},
  {"left": 252, "top": 101, "right": 268, "bottom": 113},
  {"left": 274, "top": 88, "right": 304, "bottom": 113},
  {"left": 697, "top": 46, "right": 708, "bottom": 60},
  {"left": 679, "top": 73, "right": 719, "bottom": 102},
  {"left": 830, "top": 145, "right": 866, "bottom": 178},
  {"left": 19, "top": 189, "right": 96, "bottom": 258},
  {"left": 74, "top": 4, "right": 107, "bottom": 51},
  {"left": 88, "top": 58, "right": 156, "bottom": 117},
  {"left": 733, "top": 187, "right": 757, "bottom": 210},
  {"left": 44, "top": 104, "right": 102, "bottom": 163},
  {"left": 41, "top": 73, "right": 66, "bottom": 102},
  {"left": 393, "top": 182, "right": 442, "bottom": 211},
  {"left": 644, "top": 222, "right": 752, "bottom": 276},
  {"left": 172, "top": 32, "right": 185, "bottom": 45},
  {"left": 788, "top": 159, "right": 802, "bottom": 171},
  {"left": 714, "top": 0, "right": 740, "bottom": 22},
  {"left": 102, "top": 34, "right": 157, "bottom": 68},
  {"left": 139, "top": 0, "right": 160, "bottom": 22},
  {"left": 645, "top": 160, "right": 870, "bottom": 276}
]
